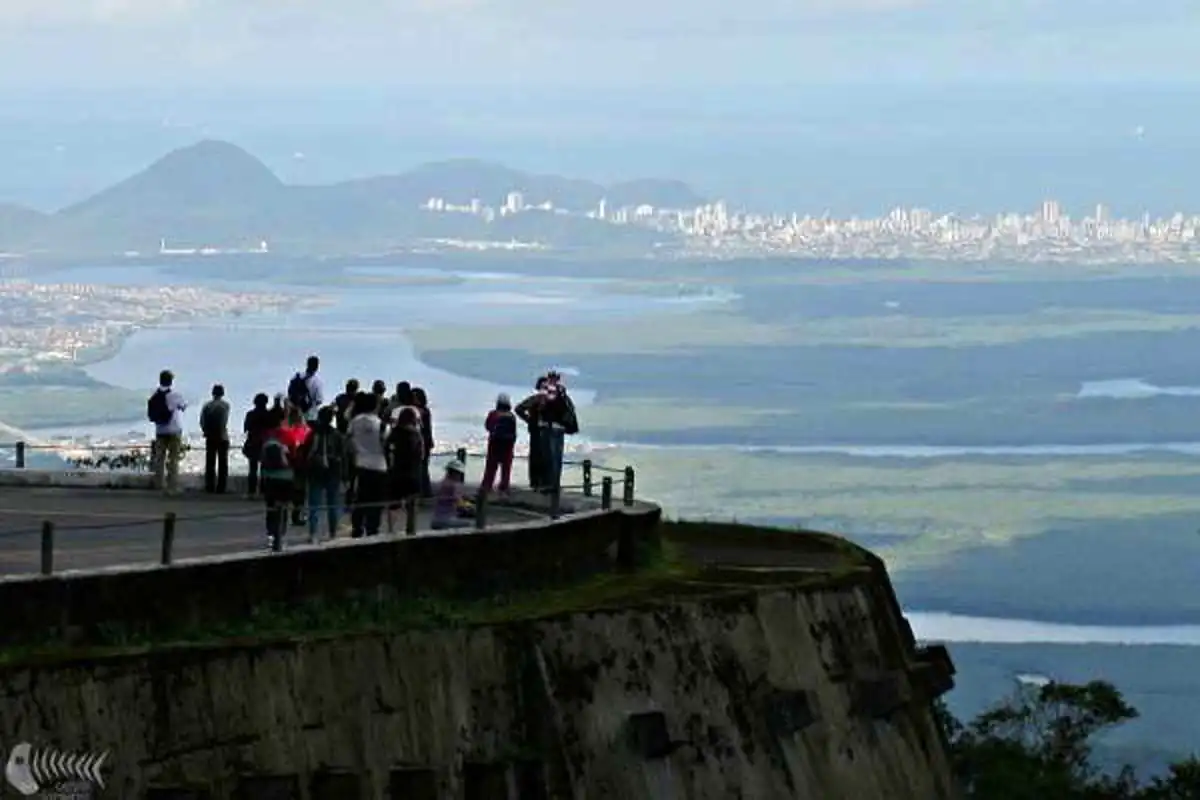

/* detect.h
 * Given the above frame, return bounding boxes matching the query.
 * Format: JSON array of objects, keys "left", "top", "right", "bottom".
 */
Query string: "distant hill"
[
  {"left": 1, "top": 141, "right": 704, "bottom": 256},
  {"left": 0, "top": 203, "right": 47, "bottom": 249}
]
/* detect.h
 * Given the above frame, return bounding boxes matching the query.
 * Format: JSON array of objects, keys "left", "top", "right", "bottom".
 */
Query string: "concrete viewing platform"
[{"left": 0, "top": 469, "right": 609, "bottom": 577}]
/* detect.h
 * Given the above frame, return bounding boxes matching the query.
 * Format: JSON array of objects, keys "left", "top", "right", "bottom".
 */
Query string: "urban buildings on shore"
[
  {"left": 421, "top": 193, "right": 1200, "bottom": 264},
  {"left": 0, "top": 281, "right": 307, "bottom": 371}
]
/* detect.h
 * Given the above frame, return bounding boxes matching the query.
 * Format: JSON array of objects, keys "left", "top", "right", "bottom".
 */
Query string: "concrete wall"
[
  {"left": 0, "top": 504, "right": 662, "bottom": 649},
  {"left": 0, "top": 572, "right": 958, "bottom": 800}
]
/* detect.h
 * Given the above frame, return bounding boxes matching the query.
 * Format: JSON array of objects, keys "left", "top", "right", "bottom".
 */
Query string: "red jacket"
[{"left": 278, "top": 422, "right": 311, "bottom": 459}]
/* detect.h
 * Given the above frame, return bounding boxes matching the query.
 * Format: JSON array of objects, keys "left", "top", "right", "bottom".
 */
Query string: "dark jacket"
[
  {"left": 388, "top": 425, "right": 425, "bottom": 480},
  {"left": 418, "top": 407, "right": 434, "bottom": 455},
  {"left": 243, "top": 407, "right": 274, "bottom": 458},
  {"left": 515, "top": 393, "right": 544, "bottom": 430}
]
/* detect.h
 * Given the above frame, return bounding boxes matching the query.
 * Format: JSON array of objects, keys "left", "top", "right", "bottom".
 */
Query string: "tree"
[{"left": 938, "top": 680, "right": 1200, "bottom": 799}]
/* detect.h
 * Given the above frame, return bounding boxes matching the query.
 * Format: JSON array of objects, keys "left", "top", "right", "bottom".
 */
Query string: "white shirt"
[
  {"left": 348, "top": 413, "right": 387, "bottom": 472},
  {"left": 153, "top": 386, "right": 188, "bottom": 436},
  {"left": 304, "top": 373, "right": 325, "bottom": 421}
]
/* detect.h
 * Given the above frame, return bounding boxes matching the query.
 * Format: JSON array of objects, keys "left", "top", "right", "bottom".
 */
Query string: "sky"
[{"left": 1, "top": 0, "right": 1199, "bottom": 90}]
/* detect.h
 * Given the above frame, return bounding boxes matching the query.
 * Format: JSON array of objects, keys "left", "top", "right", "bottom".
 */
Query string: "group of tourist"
[{"left": 146, "top": 357, "right": 581, "bottom": 550}]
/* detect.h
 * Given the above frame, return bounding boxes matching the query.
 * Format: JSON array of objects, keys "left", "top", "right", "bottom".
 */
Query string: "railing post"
[
  {"left": 601, "top": 477, "right": 613, "bottom": 510},
  {"left": 405, "top": 497, "right": 418, "bottom": 537},
  {"left": 474, "top": 490, "right": 488, "bottom": 530},
  {"left": 15, "top": 441, "right": 25, "bottom": 469},
  {"left": 161, "top": 512, "right": 177, "bottom": 566},
  {"left": 549, "top": 487, "right": 562, "bottom": 520},
  {"left": 582, "top": 459, "right": 593, "bottom": 496},
  {"left": 40, "top": 521, "right": 54, "bottom": 575},
  {"left": 623, "top": 466, "right": 636, "bottom": 506}
]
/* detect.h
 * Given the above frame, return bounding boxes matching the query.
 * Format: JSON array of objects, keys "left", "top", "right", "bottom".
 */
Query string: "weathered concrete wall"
[
  {"left": 0, "top": 574, "right": 958, "bottom": 799},
  {"left": 0, "top": 504, "right": 661, "bottom": 648}
]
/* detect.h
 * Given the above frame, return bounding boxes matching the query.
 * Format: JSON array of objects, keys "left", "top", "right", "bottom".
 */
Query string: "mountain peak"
[
  {"left": 61, "top": 139, "right": 282, "bottom": 218},
  {"left": 139, "top": 139, "right": 282, "bottom": 192}
]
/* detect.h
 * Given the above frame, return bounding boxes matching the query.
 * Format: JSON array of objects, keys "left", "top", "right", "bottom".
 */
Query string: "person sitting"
[
  {"left": 481, "top": 393, "right": 518, "bottom": 495},
  {"left": 430, "top": 460, "right": 473, "bottom": 530}
]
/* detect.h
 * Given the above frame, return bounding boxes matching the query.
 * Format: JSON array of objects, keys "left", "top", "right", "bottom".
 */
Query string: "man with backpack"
[
  {"left": 297, "top": 406, "right": 346, "bottom": 541},
  {"left": 287, "top": 355, "right": 324, "bottom": 423},
  {"left": 199, "top": 384, "right": 231, "bottom": 494},
  {"left": 147, "top": 369, "right": 188, "bottom": 495}
]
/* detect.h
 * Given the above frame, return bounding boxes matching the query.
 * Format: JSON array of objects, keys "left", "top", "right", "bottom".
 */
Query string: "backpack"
[
  {"left": 491, "top": 411, "right": 518, "bottom": 442},
  {"left": 287, "top": 372, "right": 313, "bottom": 412},
  {"left": 561, "top": 394, "right": 580, "bottom": 436},
  {"left": 307, "top": 430, "right": 342, "bottom": 475},
  {"left": 147, "top": 389, "right": 172, "bottom": 425},
  {"left": 261, "top": 436, "right": 290, "bottom": 472}
]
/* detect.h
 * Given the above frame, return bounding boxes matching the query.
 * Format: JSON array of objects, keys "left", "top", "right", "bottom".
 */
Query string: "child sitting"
[{"left": 431, "top": 460, "right": 473, "bottom": 530}]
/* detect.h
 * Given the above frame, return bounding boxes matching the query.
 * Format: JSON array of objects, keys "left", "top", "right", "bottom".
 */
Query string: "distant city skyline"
[{"left": 423, "top": 190, "right": 1200, "bottom": 263}]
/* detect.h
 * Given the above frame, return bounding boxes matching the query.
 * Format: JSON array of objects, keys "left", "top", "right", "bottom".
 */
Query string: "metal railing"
[{"left": 0, "top": 441, "right": 639, "bottom": 577}]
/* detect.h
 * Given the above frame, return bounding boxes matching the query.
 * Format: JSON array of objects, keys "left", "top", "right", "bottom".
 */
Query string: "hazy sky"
[{"left": 1, "top": 0, "right": 1198, "bottom": 89}]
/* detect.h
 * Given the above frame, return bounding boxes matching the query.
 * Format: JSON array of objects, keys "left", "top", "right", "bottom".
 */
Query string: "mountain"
[
  {"left": 0, "top": 204, "right": 47, "bottom": 250},
  {"left": 2, "top": 141, "right": 704, "bottom": 256}
]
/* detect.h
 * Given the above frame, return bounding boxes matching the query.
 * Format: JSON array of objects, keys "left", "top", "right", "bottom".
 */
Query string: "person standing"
[
  {"left": 371, "top": 379, "right": 390, "bottom": 421},
  {"left": 259, "top": 409, "right": 294, "bottom": 550},
  {"left": 199, "top": 384, "right": 231, "bottom": 494},
  {"left": 242, "top": 393, "right": 273, "bottom": 497},
  {"left": 538, "top": 382, "right": 579, "bottom": 493},
  {"left": 279, "top": 404, "right": 312, "bottom": 526},
  {"left": 287, "top": 355, "right": 324, "bottom": 423},
  {"left": 347, "top": 393, "right": 388, "bottom": 537},
  {"left": 481, "top": 393, "right": 518, "bottom": 495},
  {"left": 334, "top": 379, "right": 360, "bottom": 434},
  {"left": 147, "top": 369, "right": 187, "bottom": 496},
  {"left": 412, "top": 386, "right": 435, "bottom": 497},
  {"left": 298, "top": 406, "right": 345, "bottom": 541},
  {"left": 385, "top": 406, "right": 425, "bottom": 532},
  {"left": 515, "top": 376, "right": 549, "bottom": 490}
]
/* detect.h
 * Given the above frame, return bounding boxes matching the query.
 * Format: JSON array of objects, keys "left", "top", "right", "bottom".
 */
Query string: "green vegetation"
[
  {"left": 408, "top": 308, "right": 1200, "bottom": 355},
  {"left": 67, "top": 443, "right": 192, "bottom": 471},
  {"left": 941, "top": 680, "right": 1200, "bottom": 798},
  {"left": 606, "top": 448, "right": 1200, "bottom": 565}
]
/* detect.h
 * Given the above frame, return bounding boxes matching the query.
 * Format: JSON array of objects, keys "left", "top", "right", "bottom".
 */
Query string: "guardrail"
[{"left": 0, "top": 441, "right": 639, "bottom": 578}]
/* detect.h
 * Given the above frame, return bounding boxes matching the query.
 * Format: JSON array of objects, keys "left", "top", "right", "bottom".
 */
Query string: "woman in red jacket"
[{"left": 278, "top": 404, "right": 312, "bottom": 526}]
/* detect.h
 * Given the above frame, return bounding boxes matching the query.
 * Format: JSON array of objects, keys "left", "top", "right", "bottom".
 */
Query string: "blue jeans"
[
  {"left": 543, "top": 427, "right": 565, "bottom": 491},
  {"left": 307, "top": 471, "right": 341, "bottom": 538}
]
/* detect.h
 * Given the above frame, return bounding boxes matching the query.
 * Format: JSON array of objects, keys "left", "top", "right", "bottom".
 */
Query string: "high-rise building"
[
  {"left": 504, "top": 192, "right": 525, "bottom": 214},
  {"left": 1041, "top": 200, "right": 1062, "bottom": 225}
]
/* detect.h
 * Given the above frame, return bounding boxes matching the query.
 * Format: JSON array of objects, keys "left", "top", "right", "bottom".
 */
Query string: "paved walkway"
[{"left": 0, "top": 486, "right": 555, "bottom": 577}]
